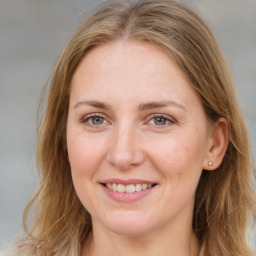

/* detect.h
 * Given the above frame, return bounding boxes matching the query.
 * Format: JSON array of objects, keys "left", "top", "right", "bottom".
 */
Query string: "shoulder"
[
  {"left": 0, "top": 249, "right": 17, "bottom": 256},
  {"left": 0, "top": 252, "right": 9, "bottom": 256}
]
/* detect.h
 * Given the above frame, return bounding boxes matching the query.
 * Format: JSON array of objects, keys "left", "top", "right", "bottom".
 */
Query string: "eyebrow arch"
[
  {"left": 73, "top": 100, "right": 187, "bottom": 112},
  {"left": 73, "top": 100, "right": 111, "bottom": 110},
  {"left": 138, "top": 101, "right": 187, "bottom": 112}
]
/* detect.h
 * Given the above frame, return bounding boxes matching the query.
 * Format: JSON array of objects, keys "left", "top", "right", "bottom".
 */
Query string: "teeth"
[
  {"left": 117, "top": 184, "right": 126, "bottom": 193},
  {"left": 142, "top": 184, "right": 147, "bottom": 190},
  {"left": 126, "top": 184, "right": 135, "bottom": 193},
  {"left": 106, "top": 183, "right": 112, "bottom": 190},
  {"left": 135, "top": 184, "right": 142, "bottom": 192},
  {"left": 105, "top": 183, "right": 154, "bottom": 193},
  {"left": 112, "top": 183, "right": 118, "bottom": 192}
]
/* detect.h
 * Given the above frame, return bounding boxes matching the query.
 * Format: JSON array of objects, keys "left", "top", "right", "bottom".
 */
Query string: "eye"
[
  {"left": 153, "top": 116, "right": 168, "bottom": 125},
  {"left": 82, "top": 114, "right": 109, "bottom": 127},
  {"left": 148, "top": 114, "right": 175, "bottom": 127},
  {"left": 90, "top": 116, "right": 105, "bottom": 125}
]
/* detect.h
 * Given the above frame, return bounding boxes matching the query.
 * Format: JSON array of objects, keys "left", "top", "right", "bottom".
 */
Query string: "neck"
[{"left": 82, "top": 217, "right": 200, "bottom": 256}]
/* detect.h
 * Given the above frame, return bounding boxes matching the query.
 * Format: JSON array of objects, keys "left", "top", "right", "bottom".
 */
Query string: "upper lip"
[{"left": 100, "top": 178, "right": 157, "bottom": 185}]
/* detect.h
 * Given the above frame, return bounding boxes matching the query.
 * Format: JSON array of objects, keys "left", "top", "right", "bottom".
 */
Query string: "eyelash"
[
  {"left": 147, "top": 113, "right": 175, "bottom": 127},
  {"left": 81, "top": 113, "right": 175, "bottom": 128},
  {"left": 81, "top": 113, "right": 109, "bottom": 127}
]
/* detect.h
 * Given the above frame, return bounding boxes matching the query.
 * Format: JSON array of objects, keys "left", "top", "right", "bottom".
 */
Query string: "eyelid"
[
  {"left": 80, "top": 112, "right": 176, "bottom": 128},
  {"left": 81, "top": 113, "right": 100, "bottom": 121},
  {"left": 81, "top": 113, "right": 111, "bottom": 127},
  {"left": 146, "top": 113, "right": 176, "bottom": 126}
]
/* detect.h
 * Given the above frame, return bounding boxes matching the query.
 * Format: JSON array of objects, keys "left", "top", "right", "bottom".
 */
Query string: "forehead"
[
  {"left": 70, "top": 40, "right": 202, "bottom": 111},
  {"left": 78, "top": 41, "right": 182, "bottom": 73}
]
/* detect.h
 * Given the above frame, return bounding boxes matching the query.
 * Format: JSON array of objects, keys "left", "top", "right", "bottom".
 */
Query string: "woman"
[{"left": 5, "top": 0, "right": 255, "bottom": 255}]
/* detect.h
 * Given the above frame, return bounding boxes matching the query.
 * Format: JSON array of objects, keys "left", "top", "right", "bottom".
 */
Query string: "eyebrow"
[
  {"left": 138, "top": 101, "right": 187, "bottom": 112},
  {"left": 73, "top": 100, "right": 112, "bottom": 110},
  {"left": 73, "top": 100, "right": 187, "bottom": 112}
]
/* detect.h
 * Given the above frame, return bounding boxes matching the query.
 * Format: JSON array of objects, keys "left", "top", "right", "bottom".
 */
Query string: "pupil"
[
  {"left": 93, "top": 117, "right": 103, "bottom": 125},
  {"left": 155, "top": 117, "right": 166, "bottom": 125}
]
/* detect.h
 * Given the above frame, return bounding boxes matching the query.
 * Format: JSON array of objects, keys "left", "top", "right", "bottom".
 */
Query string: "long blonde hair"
[{"left": 14, "top": 0, "right": 255, "bottom": 255}]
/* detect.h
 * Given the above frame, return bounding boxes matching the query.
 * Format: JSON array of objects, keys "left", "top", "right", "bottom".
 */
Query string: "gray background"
[{"left": 0, "top": 0, "right": 255, "bottom": 251}]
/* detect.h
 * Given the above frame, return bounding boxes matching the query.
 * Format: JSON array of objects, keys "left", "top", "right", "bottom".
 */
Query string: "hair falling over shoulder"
[{"left": 13, "top": 0, "right": 255, "bottom": 255}]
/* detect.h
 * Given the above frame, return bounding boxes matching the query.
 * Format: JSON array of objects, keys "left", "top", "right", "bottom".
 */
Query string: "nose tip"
[{"left": 106, "top": 130, "right": 145, "bottom": 170}]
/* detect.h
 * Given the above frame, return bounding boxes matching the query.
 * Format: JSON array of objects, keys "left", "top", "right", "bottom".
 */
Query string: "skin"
[{"left": 67, "top": 41, "right": 228, "bottom": 256}]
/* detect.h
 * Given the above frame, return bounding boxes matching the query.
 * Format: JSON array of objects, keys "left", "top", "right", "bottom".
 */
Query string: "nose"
[{"left": 106, "top": 125, "right": 145, "bottom": 170}]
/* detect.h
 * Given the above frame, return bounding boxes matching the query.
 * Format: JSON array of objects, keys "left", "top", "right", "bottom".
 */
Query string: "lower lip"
[{"left": 101, "top": 184, "right": 156, "bottom": 202}]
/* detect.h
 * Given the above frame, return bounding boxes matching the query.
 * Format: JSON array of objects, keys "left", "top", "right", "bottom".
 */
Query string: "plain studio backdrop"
[{"left": 0, "top": 0, "right": 255, "bottom": 252}]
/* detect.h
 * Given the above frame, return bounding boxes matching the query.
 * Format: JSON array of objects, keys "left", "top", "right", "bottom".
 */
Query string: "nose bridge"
[{"left": 106, "top": 121, "right": 144, "bottom": 169}]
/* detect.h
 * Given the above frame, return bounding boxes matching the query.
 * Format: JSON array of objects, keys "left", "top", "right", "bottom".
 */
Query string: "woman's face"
[{"left": 67, "top": 41, "right": 211, "bottom": 236}]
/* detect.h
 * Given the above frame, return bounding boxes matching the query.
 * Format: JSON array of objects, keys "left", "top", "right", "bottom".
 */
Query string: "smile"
[
  {"left": 100, "top": 179, "right": 157, "bottom": 202},
  {"left": 105, "top": 183, "right": 154, "bottom": 193}
]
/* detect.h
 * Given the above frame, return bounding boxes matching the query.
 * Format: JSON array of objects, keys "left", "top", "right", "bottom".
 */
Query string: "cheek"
[
  {"left": 147, "top": 131, "right": 206, "bottom": 181},
  {"left": 67, "top": 132, "right": 105, "bottom": 211},
  {"left": 67, "top": 132, "right": 105, "bottom": 198},
  {"left": 67, "top": 130, "right": 106, "bottom": 176}
]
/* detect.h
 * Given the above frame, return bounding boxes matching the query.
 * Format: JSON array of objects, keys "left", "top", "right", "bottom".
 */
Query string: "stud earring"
[{"left": 208, "top": 161, "right": 213, "bottom": 166}]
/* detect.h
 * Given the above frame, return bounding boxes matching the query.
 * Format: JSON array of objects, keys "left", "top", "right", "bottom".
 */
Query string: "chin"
[{"left": 100, "top": 211, "right": 154, "bottom": 236}]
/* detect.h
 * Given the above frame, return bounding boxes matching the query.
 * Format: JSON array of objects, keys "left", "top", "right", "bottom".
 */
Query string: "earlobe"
[{"left": 203, "top": 118, "right": 229, "bottom": 171}]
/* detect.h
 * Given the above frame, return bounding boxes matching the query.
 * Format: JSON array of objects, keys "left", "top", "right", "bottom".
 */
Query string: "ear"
[{"left": 203, "top": 118, "right": 229, "bottom": 170}]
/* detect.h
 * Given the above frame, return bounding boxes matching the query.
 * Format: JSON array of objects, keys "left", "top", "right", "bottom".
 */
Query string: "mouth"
[
  {"left": 100, "top": 179, "right": 158, "bottom": 202},
  {"left": 102, "top": 183, "right": 157, "bottom": 193}
]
